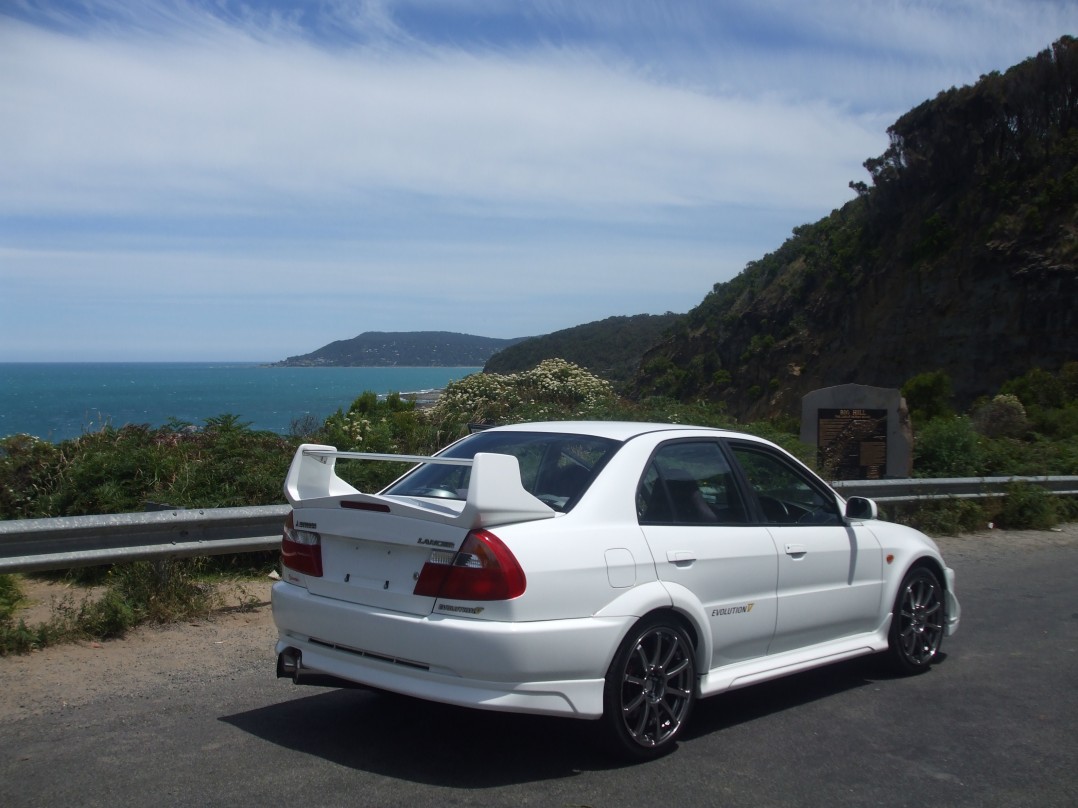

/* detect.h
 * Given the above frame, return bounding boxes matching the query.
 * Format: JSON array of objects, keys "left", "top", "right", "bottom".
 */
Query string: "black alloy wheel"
[
  {"left": 888, "top": 565, "right": 945, "bottom": 674},
  {"left": 602, "top": 615, "right": 696, "bottom": 759}
]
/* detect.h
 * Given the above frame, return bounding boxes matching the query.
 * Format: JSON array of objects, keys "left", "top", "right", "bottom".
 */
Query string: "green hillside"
[
  {"left": 633, "top": 36, "right": 1078, "bottom": 420},
  {"left": 484, "top": 314, "right": 680, "bottom": 386}
]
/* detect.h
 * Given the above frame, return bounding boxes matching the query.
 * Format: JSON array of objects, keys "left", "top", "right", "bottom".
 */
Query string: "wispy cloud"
[
  {"left": 1, "top": 0, "right": 1075, "bottom": 360},
  {"left": 2, "top": 10, "right": 879, "bottom": 218}
]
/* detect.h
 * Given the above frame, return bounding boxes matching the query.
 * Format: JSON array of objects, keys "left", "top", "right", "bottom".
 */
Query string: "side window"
[
  {"left": 638, "top": 441, "right": 747, "bottom": 525},
  {"left": 729, "top": 443, "right": 841, "bottom": 526}
]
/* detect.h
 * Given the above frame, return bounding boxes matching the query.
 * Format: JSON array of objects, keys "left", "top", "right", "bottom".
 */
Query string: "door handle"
[
  {"left": 666, "top": 550, "right": 696, "bottom": 567},
  {"left": 785, "top": 544, "right": 807, "bottom": 557}
]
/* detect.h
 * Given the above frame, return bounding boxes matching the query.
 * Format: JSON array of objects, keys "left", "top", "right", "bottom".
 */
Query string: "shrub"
[
  {"left": 913, "top": 417, "right": 982, "bottom": 477},
  {"left": 1002, "top": 367, "right": 1067, "bottom": 411},
  {"left": 997, "top": 481, "right": 1059, "bottom": 530},
  {"left": 104, "top": 560, "right": 219, "bottom": 625},
  {"left": 0, "top": 434, "right": 63, "bottom": 519},
  {"left": 887, "top": 499, "right": 988, "bottom": 536},
  {"left": 977, "top": 433, "right": 1078, "bottom": 476},
  {"left": 429, "top": 371, "right": 522, "bottom": 427},
  {"left": 0, "top": 559, "right": 226, "bottom": 655},
  {"left": 1057, "top": 495, "right": 1078, "bottom": 522},
  {"left": 4, "top": 420, "right": 298, "bottom": 517},
  {"left": 972, "top": 394, "right": 1029, "bottom": 438},
  {"left": 1031, "top": 403, "right": 1078, "bottom": 442},
  {"left": 903, "top": 370, "right": 954, "bottom": 424},
  {"left": 60, "top": 587, "right": 139, "bottom": 639},
  {"left": 0, "top": 574, "right": 22, "bottom": 621},
  {"left": 0, "top": 617, "right": 47, "bottom": 656},
  {"left": 429, "top": 359, "right": 616, "bottom": 430},
  {"left": 318, "top": 392, "right": 439, "bottom": 492}
]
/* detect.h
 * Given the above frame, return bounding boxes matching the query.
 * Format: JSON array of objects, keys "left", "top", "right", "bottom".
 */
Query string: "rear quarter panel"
[{"left": 471, "top": 434, "right": 666, "bottom": 624}]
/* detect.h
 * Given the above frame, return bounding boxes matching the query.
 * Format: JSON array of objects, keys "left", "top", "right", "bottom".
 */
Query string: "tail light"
[
  {"left": 413, "top": 529, "right": 526, "bottom": 601},
  {"left": 281, "top": 511, "right": 323, "bottom": 578}
]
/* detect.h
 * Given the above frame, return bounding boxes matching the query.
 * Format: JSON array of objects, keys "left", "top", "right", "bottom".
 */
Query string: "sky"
[{"left": 2, "top": 1, "right": 1075, "bottom": 362}]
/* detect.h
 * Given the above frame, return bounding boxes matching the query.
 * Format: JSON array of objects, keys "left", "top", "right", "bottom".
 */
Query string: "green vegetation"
[
  {"left": 484, "top": 314, "right": 681, "bottom": 389},
  {"left": 899, "top": 363, "right": 1078, "bottom": 534},
  {"left": 0, "top": 415, "right": 295, "bottom": 519},
  {"left": 0, "top": 560, "right": 222, "bottom": 655},
  {"left": 0, "top": 574, "right": 22, "bottom": 622},
  {"left": 911, "top": 364, "right": 1078, "bottom": 478},
  {"left": 2, "top": 360, "right": 1074, "bottom": 522},
  {"left": 902, "top": 371, "right": 955, "bottom": 424},
  {"left": 633, "top": 37, "right": 1078, "bottom": 422},
  {"left": 432, "top": 358, "right": 618, "bottom": 425},
  {"left": 0, "top": 358, "right": 1075, "bottom": 654}
]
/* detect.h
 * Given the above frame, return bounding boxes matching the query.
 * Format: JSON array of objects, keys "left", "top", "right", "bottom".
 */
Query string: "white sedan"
[{"left": 272, "top": 421, "right": 960, "bottom": 759}]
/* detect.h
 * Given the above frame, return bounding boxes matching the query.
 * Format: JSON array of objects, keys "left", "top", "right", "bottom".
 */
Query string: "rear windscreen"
[{"left": 383, "top": 431, "right": 621, "bottom": 512}]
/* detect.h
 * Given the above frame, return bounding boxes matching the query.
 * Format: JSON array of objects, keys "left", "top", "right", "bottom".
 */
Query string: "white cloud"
[
  {"left": 1, "top": 16, "right": 881, "bottom": 222},
  {"left": 1, "top": 0, "right": 1076, "bottom": 360},
  {"left": 6, "top": 0, "right": 1071, "bottom": 223}
]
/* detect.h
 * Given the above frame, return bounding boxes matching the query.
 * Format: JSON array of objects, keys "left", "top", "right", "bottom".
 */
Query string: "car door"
[
  {"left": 725, "top": 440, "right": 885, "bottom": 655},
  {"left": 637, "top": 439, "right": 779, "bottom": 670}
]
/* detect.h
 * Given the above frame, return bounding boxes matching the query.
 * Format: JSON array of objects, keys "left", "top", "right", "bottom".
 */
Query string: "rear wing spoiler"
[{"left": 284, "top": 444, "right": 556, "bottom": 529}]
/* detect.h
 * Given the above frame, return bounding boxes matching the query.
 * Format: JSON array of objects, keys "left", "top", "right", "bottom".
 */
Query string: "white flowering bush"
[
  {"left": 430, "top": 371, "right": 523, "bottom": 425},
  {"left": 972, "top": 393, "right": 1029, "bottom": 439},
  {"left": 430, "top": 359, "right": 616, "bottom": 426},
  {"left": 320, "top": 391, "right": 428, "bottom": 455}
]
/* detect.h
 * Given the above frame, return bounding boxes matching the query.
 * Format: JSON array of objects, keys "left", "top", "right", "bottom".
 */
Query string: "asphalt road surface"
[{"left": 1, "top": 526, "right": 1076, "bottom": 807}]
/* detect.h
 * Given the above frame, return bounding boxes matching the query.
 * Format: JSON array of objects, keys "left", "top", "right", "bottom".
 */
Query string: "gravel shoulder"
[
  {"left": 3, "top": 523, "right": 1076, "bottom": 723},
  {"left": 1, "top": 578, "right": 276, "bottom": 722}
]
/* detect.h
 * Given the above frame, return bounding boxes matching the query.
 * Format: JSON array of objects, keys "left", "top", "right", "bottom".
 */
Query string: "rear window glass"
[{"left": 383, "top": 430, "right": 621, "bottom": 512}]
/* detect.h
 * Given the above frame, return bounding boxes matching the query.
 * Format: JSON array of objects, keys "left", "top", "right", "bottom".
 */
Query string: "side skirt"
[{"left": 697, "top": 620, "right": 892, "bottom": 699}]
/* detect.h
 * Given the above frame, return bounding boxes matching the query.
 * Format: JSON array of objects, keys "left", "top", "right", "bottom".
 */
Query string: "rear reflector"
[
  {"left": 413, "top": 529, "right": 526, "bottom": 601},
  {"left": 281, "top": 511, "right": 323, "bottom": 578}
]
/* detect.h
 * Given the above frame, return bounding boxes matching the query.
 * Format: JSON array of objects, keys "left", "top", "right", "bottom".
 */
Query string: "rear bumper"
[{"left": 271, "top": 581, "right": 631, "bottom": 719}]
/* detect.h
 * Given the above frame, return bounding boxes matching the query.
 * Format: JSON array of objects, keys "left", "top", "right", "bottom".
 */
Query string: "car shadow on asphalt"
[
  {"left": 220, "top": 685, "right": 608, "bottom": 786},
  {"left": 219, "top": 654, "right": 921, "bottom": 786},
  {"left": 681, "top": 654, "right": 920, "bottom": 743}
]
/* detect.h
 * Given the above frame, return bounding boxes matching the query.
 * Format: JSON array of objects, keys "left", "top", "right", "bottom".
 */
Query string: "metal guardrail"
[
  {"left": 831, "top": 475, "right": 1078, "bottom": 502},
  {"left": 0, "top": 477, "right": 1075, "bottom": 574},
  {"left": 0, "top": 505, "right": 290, "bottom": 574}
]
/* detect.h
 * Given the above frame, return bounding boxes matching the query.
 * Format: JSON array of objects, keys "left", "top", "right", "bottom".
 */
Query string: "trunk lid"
[
  {"left": 294, "top": 500, "right": 470, "bottom": 614},
  {"left": 283, "top": 446, "right": 555, "bottom": 614}
]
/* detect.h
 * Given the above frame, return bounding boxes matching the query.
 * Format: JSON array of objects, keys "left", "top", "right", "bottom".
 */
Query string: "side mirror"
[{"left": 845, "top": 496, "right": 878, "bottom": 520}]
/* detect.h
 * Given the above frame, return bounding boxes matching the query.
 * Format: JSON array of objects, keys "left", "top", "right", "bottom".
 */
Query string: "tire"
[
  {"left": 887, "top": 566, "right": 945, "bottom": 675},
  {"left": 601, "top": 615, "right": 696, "bottom": 759}
]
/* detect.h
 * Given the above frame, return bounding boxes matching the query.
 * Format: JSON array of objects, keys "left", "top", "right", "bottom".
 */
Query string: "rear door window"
[{"left": 637, "top": 440, "right": 747, "bottom": 525}]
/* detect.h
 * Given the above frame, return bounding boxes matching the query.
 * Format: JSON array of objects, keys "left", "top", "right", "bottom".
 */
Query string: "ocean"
[{"left": 0, "top": 363, "right": 481, "bottom": 443}]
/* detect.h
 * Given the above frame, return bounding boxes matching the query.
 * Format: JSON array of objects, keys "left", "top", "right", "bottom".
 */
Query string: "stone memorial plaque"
[
  {"left": 801, "top": 385, "right": 912, "bottom": 479},
  {"left": 817, "top": 407, "right": 888, "bottom": 479}
]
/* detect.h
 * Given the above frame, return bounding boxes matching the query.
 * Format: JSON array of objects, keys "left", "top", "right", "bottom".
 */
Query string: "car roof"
[{"left": 485, "top": 421, "right": 743, "bottom": 443}]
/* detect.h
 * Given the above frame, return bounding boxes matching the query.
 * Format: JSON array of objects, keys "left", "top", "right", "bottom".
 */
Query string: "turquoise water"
[{"left": 0, "top": 363, "right": 481, "bottom": 442}]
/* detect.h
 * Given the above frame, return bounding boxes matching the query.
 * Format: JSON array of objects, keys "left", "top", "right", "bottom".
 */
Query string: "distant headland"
[{"left": 270, "top": 331, "right": 530, "bottom": 368}]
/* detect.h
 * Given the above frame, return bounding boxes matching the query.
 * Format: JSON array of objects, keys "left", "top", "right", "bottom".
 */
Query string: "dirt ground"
[
  {"left": 2, "top": 523, "right": 1076, "bottom": 724},
  {"left": 1, "top": 576, "right": 277, "bottom": 722}
]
